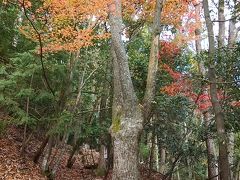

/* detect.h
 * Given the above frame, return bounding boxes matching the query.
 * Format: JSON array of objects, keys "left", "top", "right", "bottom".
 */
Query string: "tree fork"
[{"left": 108, "top": 0, "right": 163, "bottom": 179}]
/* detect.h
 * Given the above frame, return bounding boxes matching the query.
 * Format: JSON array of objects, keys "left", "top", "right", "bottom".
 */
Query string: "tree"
[
  {"left": 108, "top": 0, "right": 205, "bottom": 177},
  {"left": 194, "top": 3, "right": 218, "bottom": 179},
  {"left": 108, "top": 0, "right": 163, "bottom": 178},
  {"left": 203, "top": 0, "right": 231, "bottom": 179}
]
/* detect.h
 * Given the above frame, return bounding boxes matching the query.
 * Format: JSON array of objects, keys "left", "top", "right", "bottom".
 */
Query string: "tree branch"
[
  {"left": 212, "top": 14, "right": 240, "bottom": 22},
  {"left": 21, "top": 0, "right": 55, "bottom": 96}
]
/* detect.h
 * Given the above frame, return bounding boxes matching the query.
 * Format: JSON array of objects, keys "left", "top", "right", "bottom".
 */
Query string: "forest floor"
[{"left": 0, "top": 112, "right": 164, "bottom": 180}]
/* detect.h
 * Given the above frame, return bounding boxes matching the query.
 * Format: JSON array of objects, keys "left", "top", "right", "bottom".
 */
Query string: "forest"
[{"left": 0, "top": 0, "right": 240, "bottom": 179}]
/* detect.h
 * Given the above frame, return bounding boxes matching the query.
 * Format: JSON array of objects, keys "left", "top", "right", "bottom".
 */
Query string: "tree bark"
[
  {"left": 112, "top": 129, "right": 141, "bottom": 179},
  {"left": 176, "top": 166, "right": 180, "bottom": 180},
  {"left": 202, "top": 0, "right": 231, "bottom": 179},
  {"left": 98, "top": 145, "right": 107, "bottom": 171},
  {"left": 52, "top": 136, "right": 67, "bottom": 176},
  {"left": 218, "top": 0, "right": 225, "bottom": 48},
  {"left": 41, "top": 136, "right": 53, "bottom": 172},
  {"left": 159, "top": 147, "right": 166, "bottom": 174},
  {"left": 109, "top": 45, "right": 143, "bottom": 179},
  {"left": 208, "top": 66, "right": 230, "bottom": 180},
  {"left": 228, "top": 132, "right": 234, "bottom": 180},
  {"left": 66, "top": 138, "right": 82, "bottom": 168},
  {"left": 52, "top": 147, "right": 65, "bottom": 176},
  {"left": 149, "top": 129, "right": 155, "bottom": 175},
  {"left": 204, "top": 112, "right": 218, "bottom": 180},
  {"left": 142, "top": 0, "right": 162, "bottom": 122},
  {"left": 228, "top": 0, "right": 237, "bottom": 48},
  {"left": 33, "top": 135, "right": 50, "bottom": 163},
  {"left": 154, "top": 135, "right": 159, "bottom": 172}
]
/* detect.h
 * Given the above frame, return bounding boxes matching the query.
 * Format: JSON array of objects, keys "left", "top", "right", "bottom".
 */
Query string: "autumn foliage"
[
  {"left": 17, "top": 0, "right": 202, "bottom": 54},
  {"left": 160, "top": 64, "right": 212, "bottom": 111},
  {"left": 160, "top": 63, "right": 235, "bottom": 112},
  {"left": 158, "top": 41, "right": 181, "bottom": 63},
  {"left": 19, "top": 0, "right": 111, "bottom": 52}
]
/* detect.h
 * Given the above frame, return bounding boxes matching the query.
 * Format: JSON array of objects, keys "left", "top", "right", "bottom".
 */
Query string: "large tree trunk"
[
  {"left": 202, "top": 0, "right": 231, "bottom": 179},
  {"left": 108, "top": 0, "right": 163, "bottom": 179},
  {"left": 112, "top": 128, "right": 142, "bottom": 179},
  {"left": 110, "top": 41, "right": 143, "bottom": 179}
]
